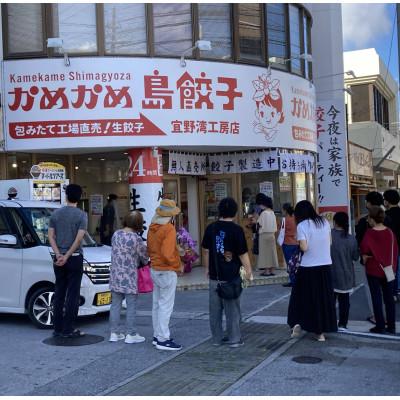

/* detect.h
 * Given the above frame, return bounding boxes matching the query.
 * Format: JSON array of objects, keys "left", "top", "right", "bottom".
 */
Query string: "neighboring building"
[
  {"left": 0, "top": 3, "right": 343, "bottom": 258},
  {"left": 344, "top": 48, "right": 400, "bottom": 219}
]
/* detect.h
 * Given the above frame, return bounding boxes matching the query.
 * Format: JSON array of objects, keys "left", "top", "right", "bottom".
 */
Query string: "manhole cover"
[
  {"left": 292, "top": 356, "right": 322, "bottom": 364},
  {"left": 43, "top": 334, "right": 104, "bottom": 347}
]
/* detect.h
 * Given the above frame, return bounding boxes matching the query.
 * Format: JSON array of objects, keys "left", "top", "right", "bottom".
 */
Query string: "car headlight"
[{"left": 83, "top": 262, "right": 96, "bottom": 273}]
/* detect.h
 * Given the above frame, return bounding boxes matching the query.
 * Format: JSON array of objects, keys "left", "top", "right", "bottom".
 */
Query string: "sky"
[{"left": 342, "top": 3, "right": 398, "bottom": 85}]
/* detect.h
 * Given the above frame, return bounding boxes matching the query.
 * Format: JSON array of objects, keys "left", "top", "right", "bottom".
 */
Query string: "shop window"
[
  {"left": 278, "top": 173, "right": 294, "bottom": 208},
  {"left": 289, "top": 5, "right": 302, "bottom": 75},
  {"left": 52, "top": 4, "right": 97, "bottom": 53},
  {"left": 307, "top": 173, "right": 315, "bottom": 206},
  {"left": 5, "top": 4, "right": 45, "bottom": 55},
  {"left": 7, "top": 153, "right": 32, "bottom": 180},
  {"left": 350, "top": 84, "right": 371, "bottom": 122},
  {"left": 104, "top": 4, "right": 147, "bottom": 55},
  {"left": 294, "top": 172, "right": 307, "bottom": 203},
  {"left": 153, "top": 4, "right": 192, "bottom": 56},
  {"left": 266, "top": 3, "right": 288, "bottom": 71},
  {"left": 238, "top": 4, "right": 263, "bottom": 63},
  {"left": 198, "top": 3, "right": 232, "bottom": 60}
]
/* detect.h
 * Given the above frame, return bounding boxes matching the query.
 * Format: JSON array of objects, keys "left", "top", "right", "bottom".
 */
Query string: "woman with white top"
[
  {"left": 255, "top": 193, "right": 279, "bottom": 276},
  {"left": 287, "top": 200, "right": 337, "bottom": 341}
]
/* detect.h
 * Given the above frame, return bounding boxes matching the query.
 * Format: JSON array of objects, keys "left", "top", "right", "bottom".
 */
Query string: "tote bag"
[
  {"left": 277, "top": 218, "right": 285, "bottom": 246},
  {"left": 138, "top": 265, "right": 154, "bottom": 293}
]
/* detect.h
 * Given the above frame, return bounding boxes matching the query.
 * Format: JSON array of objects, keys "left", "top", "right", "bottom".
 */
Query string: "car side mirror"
[{"left": 0, "top": 234, "right": 18, "bottom": 246}]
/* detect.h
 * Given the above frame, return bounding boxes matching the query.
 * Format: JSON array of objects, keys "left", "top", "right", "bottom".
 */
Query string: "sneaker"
[
  {"left": 291, "top": 324, "right": 301, "bottom": 338},
  {"left": 156, "top": 339, "right": 182, "bottom": 351},
  {"left": 109, "top": 333, "right": 125, "bottom": 342},
  {"left": 125, "top": 333, "right": 146, "bottom": 344},
  {"left": 338, "top": 326, "right": 348, "bottom": 332},
  {"left": 229, "top": 340, "right": 244, "bottom": 348},
  {"left": 369, "top": 326, "right": 385, "bottom": 334},
  {"left": 386, "top": 328, "right": 396, "bottom": 335},
  {"left": 316, "top": 334, "right": 326, "bottom": 342},
  {"left": 152, "top": 337, "right": 158, "bottom": 346},
  {"left": 62, "top": 329, "right": 85, "bottom": 338}
]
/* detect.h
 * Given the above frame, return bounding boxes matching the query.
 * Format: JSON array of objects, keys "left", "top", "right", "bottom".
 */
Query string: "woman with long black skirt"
[{"left": 287, "top": 200, "right": 337, "bottom": 341}]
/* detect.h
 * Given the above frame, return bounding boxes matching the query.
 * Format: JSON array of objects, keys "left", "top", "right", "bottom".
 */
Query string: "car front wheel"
[{"left": 27, "top": 287, "right": 55, "bottom": 329}]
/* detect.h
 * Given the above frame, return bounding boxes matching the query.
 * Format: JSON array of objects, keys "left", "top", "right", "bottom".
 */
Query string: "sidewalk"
[{"left": 177, "top": 265, "right": 289, "bottom": 291}]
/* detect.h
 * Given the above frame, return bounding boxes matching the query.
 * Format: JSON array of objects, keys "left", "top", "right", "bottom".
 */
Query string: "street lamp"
[
  {"left": 180, "top": 40, "right": 212, "bottom": 67},
  {"left": 313, "top": 70, "right": 357, "bottom": 80},
  {"left": 268, "top": 53, "right": 313, "bottom": 64}
]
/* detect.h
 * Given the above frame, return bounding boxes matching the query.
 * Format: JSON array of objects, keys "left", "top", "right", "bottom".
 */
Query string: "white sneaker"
[
  {"left": 338, "top": 326, "right": 348, "bottom": 332},
  {"left": 125, "top": 333, "right": 146, "bottom": 344},
  {"left": 109, "top": 333, "right": 125, "bottom": 342},
  {"left": 291, "top": 324, "right": 302, "bottom": 338}
]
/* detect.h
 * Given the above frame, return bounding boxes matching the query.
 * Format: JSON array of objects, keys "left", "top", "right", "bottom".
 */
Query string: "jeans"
[
  {"left": 53, "top": 254, "right": 83, "bottom": 334},
  {"left": 282, "top": 244, "right": 299, "bottom": 284},
  {"left": 209, "top": 279, "right": 242, "bottom": 344},
  {"left": 335, "top": 292, "right": 350, "bottom": 328},
  {"left": 109, "top": 291, "right": 138, "bottom": 335},
  {"left": 367, "top": 274, "right": 396, "bottom": 331},
  {"left": 151, "top": 270, "right": 177, "bottom": 342}
]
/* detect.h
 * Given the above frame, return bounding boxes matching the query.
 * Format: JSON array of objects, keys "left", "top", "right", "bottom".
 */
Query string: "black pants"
[
  {"left": 367, "top": 275, "right": 395, "bottom": 331},
  {"left": 53, "top": 254, "right": 84, "bottom": 334},
  {"left": 335, "top": 292, "right": 350, "bottom": 328}
]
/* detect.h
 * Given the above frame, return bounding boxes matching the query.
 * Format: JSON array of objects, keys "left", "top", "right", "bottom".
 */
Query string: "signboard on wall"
[
  {"left": 349, "top": 142, "right": 373, "bottom": 178},
  {"left": 90, "top": 194, "right": 103, "bottom": 216},
  {"left": 3, "top": 58, "right": 316, "bottom": 152},
  {"left": 259, "top": 181, "right": 273, "bottom": 198},
  {"left": 316, "top": 100, "right": 350, "bottom": 216}
]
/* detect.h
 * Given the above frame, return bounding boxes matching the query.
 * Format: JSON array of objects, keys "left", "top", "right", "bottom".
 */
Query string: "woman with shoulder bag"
[
  {"left": 109, "top": 211, "right": 149, "bottom": 344},
  {"left": 202, "top": 198, "right": 252, "bottom": 348},
  {"left": 287, "top": 200, "right": 337, "bottom": 342},
  {"left": 360, "top": 206, "right": 398, "bottom": 335},
  {"left": 279, "top": 203, "right": 298, "bottom": 287},
  {"left": 255, "top": 193, "right": 279, "bottom": 276}
]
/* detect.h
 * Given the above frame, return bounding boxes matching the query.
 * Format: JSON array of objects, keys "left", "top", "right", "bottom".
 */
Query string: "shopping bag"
[{"left": 138, "top": 265, "right": 153, "bottom": 293}]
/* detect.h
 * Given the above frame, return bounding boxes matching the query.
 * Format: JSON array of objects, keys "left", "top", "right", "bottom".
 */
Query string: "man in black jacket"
[{"left": 384, "top": 189, "right": 400, "bottom": 297}]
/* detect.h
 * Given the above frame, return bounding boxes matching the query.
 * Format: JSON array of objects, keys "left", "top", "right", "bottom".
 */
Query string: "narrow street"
[{"left": 1, "top": 280, "right": 399, "bottom": 396}]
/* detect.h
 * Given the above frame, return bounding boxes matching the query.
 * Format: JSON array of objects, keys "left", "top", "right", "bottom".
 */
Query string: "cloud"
[{"left": 342, "top": 4, "right": 392, "bottom": 49}]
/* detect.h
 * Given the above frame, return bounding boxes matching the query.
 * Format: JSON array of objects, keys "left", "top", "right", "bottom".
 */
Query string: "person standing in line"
[
  {"left": 109, "top": 211, "right": 148, "bottom": 344},
  {"left": 331, "top": 212, "right": 359, "bottom": 332},
  {"left": 147, "top": 199, "right": 183, "bottom": 351},
  {"left": 48, "top": 184, "right": 88, "bottom": 338},
  {"left": 383, "top": 189, "right": 400, "bottom": 299},
  {"left": 288, "top": 200, "right": 337, "bottom": 342},
  {"left": 256, "top": 193, "right": 279, "bottom": 277},
  {"left": 360, "top": 206, "right": 398, "bottom": 334},
  {"left": 280, "top": 203, "right": 298, "bottom": 288},
  {"left": 202, "top": 197, "right": 252, "bottom": 348},
  {"left": 100, "top": 194, "right": 120, "bottom": 245}
]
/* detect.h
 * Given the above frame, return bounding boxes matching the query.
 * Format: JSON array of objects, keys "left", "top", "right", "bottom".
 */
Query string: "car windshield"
[{"left": 20, "top": 207, "right": 97, "bottom": 247}]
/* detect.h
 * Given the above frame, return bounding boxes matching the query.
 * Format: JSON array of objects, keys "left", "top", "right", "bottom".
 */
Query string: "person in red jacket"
[{"left": 360, "top": 206, "right": 398, "bottom": 335}]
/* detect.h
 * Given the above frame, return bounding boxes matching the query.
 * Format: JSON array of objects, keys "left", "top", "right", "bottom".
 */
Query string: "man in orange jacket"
[{"left": 147, "top": 199, "right": 183, "bottom": 351}]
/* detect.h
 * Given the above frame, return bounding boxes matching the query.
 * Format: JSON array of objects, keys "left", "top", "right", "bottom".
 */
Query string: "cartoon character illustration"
[{"left": 252, "top": 68, "right": 285, "bottom": 141}]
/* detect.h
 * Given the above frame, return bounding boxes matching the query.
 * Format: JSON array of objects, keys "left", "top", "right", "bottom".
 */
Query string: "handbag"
[
  {"left": 212, "top": 224, "right": 243, "bottom": 300},
  {"left": 379, "top": 231, "right": 395, "bottom": 282},
  {"left": 137, "top": 264, "right": 154, "bottom": 293},
  {"left": 277, "top": 217, "right": 285, "bottom": 246},
  {"left": 287, "top": 247, "right": 302, "bottom": 284}
]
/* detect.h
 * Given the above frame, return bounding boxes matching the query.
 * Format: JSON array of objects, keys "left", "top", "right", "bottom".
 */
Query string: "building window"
[
  {"left": 52, "top": 4, "right": 97, "bottom": 53},
  {"left": 198, "top": 3, "right": 232, "bottom": 60},
  {"left": 153, "top": 4, "right": 192, "bottom": 56},
  {"left": 373, "top": 86, "right": 389, "bottom": 130},
  {"left": 266, "top": 3, "right": 288, "bottom": 70},
  {"left": 289, "top": 5, "right": 302, "bottom": 75},
  {"left": 238, "top": 4, "right": 263, "bottom": 63},
  {"left": 104, "top": 4, "right": 147, "bottom": 55},
  {"left": 6, "top": 4, "right": 44, "bottom": 55},
  {"left": 303, "top": 13, "right": 312, "bottom": 80},
  {"left": 350, "top": 84, "right": 371, "bottom": 122}
]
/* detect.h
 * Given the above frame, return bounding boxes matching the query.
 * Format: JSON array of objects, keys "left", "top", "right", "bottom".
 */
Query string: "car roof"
[{"left": 0, "top": 200, "right": 61, "bottom": 209}]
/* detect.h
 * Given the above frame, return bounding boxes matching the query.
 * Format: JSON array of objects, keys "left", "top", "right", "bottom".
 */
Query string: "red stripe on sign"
[
  {"left": 9, "top": 114, "right": 166, "bottom": 139},
  {"left": 318, "top": 206, "right": 349, "bottom": 214}
]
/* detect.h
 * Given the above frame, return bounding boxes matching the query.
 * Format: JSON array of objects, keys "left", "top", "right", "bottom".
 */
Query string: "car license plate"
[{"left": 97, "top": 292, "right": 111, "bottom": 306}]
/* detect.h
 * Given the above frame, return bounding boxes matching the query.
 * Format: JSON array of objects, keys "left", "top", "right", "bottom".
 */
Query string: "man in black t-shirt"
[
  {"left": 384, "top": 189, "right": 400, "bottom": 297},
  {"left": 202, "top": 197, "right": 252, "bottom": 348}
]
